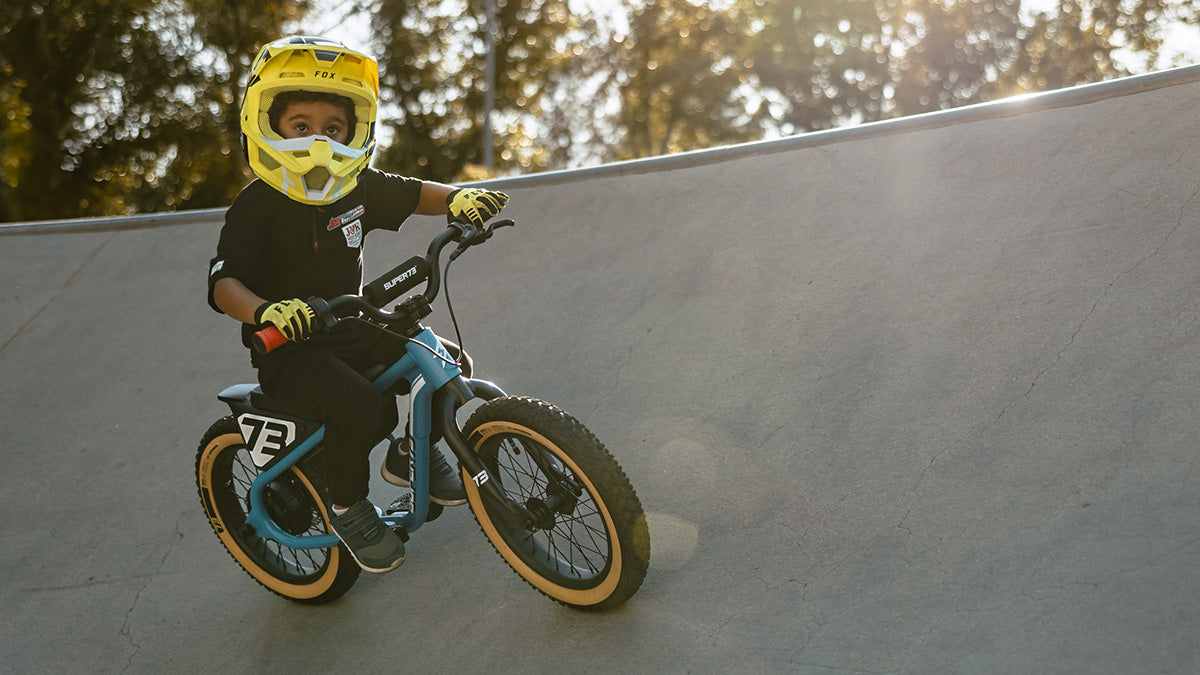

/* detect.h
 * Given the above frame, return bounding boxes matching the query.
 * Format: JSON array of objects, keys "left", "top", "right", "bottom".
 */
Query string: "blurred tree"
[
  {"left": 180, "top": 0, "right": 311, "bottom": 207},
  {"left": 730, "top": 0, "right": 892, "bottom": 133},
  {"left": 370, "top": 0, "right": 461, "bottom": 179},
  {"left": 484, "top": 0, "right": 600, "bottom": 171},
  {"left": 0, "top": 50, "right": 29, "bottom": 223},
  {"left": 0, "top": 1, "right": 197, "bottom": 220},
  {"left": 371, "top": 0, "right": 595, "bottom": 180},
  {"left": 993, "top": 0, "right": 1171, "bottom": 95},
  {"left": 595, "top": 0, "right": 767, "bottom": 160},
  {"left": 0, "top": 0, "right": 309, "bottom": 222},
  {"left": 726, "top": 0, "right": 1186, "bottom": 134},
  {"left": 886, "top": 0, "right": 1027, "bottom": 114},
  {"left": 0, "top": 0, "right": 1194, "bottom": 223}
]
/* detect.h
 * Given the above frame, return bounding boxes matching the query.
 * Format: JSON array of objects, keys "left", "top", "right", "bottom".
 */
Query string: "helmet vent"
[
  {"left": 258, "top": 149, "right": 280, "bottom": 171},
  {"left": 304, "top": 167, "right": 331, "bottom": 191}
]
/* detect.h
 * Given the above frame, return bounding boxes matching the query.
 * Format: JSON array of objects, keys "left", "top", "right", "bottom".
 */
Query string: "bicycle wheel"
[
  {"left": 195, "top": 416, "right": 360, "bottom": 604},
  {"left": 461, "top": 396, "right": 650, "bottom": 610}
]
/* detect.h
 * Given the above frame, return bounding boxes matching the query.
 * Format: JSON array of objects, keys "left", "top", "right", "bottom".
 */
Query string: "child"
[{"left": 207, "top": 36, "right": 509, "bottom": 574}]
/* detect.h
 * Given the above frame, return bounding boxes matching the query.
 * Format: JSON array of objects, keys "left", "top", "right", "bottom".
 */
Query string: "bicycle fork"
[{"left": 437, "top": 377, "right": 549, "bottom": 531}]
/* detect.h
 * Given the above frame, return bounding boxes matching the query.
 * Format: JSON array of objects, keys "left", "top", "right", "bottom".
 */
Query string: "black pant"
[{"left": 257, "top": 320, "right": 470, "bottom": 506}]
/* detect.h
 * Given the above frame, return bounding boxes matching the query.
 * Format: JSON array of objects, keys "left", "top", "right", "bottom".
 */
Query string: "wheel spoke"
[
  {"left": 212, "top": 446, "right": 332, "bottom": 580},
  {"left": 485, "top": 433, "right": 613, "bottom": 581},
  {"left": 198, "top": 420, "right": 362, "bottom": 604},
  {"left": 461, "top": 399, "right": 650, "bottom": 608}
]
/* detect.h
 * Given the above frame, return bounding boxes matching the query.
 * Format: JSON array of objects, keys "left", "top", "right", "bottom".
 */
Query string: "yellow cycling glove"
[
  {"left": 446, "top": 188, "right": 509, "bottom": 227},
  {"left": 255, "top": 299, "right": 317, "bottom": 342}
]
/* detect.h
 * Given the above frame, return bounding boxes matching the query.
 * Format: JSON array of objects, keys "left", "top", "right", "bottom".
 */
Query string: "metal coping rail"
[{"left": 5, "top": 63, "right": 1200, "bottom": 236}]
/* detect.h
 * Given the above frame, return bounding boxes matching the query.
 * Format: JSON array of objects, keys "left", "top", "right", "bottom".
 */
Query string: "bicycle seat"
[
  {"left": 249, "top": 387, "right": 302, "bottom": 416},
  {"left": 215, "top": 383, "right": 301, "bottom": 417}
]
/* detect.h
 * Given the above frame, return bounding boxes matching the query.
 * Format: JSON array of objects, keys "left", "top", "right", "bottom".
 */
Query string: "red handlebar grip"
[{"left": 252, "top": 326, "right": 288, "bottom": 354}]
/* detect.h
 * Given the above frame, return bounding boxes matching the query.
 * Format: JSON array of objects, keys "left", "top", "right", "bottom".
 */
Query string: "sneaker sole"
[
  {"left": 380, "top": 465, "right": 468, "bottom": 507},
  {"left": 346, "top": 549, "right": 406, "bottom": 574}
]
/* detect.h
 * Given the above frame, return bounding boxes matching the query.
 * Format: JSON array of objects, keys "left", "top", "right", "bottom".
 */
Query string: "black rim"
[
  {"left": 480, "top": 434, "right": 613, "bottom": 589},
  {"left": 211, "top": 443, "right": 334, "bottom": 583}
]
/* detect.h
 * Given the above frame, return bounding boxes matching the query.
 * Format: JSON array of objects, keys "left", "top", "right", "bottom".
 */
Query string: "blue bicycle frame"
[
  {"left": 228, "top": 218, "right": 528, "bottom": 550},
  {"left": 236, "top": 326, "right": 466, "bottom": 549}
]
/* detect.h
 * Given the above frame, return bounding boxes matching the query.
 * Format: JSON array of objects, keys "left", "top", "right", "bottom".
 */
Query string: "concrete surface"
[{"left": 3, "top": 68, "right": 1200, "bottom": 673}]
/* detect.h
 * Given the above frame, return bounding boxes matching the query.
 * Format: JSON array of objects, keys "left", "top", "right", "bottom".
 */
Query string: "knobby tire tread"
[
  {"left": 462, "top": 396, "right": 650, "bottom": 610},
  {"left": 195, "top": 416, "right": 360, "bottom": 604}
]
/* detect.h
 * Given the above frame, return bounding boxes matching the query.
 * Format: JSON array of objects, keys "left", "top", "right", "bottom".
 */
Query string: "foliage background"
[{"left": 1, "top": 0, "right": 1197, "bottom": 222}]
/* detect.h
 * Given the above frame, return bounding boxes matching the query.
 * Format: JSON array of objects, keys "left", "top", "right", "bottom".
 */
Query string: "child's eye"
[
  {"left": 293, "top": 123, "right": 309, "bottom": 134},
  {"left": 326, "top": 126, "right": 342, "bottom": 135}
]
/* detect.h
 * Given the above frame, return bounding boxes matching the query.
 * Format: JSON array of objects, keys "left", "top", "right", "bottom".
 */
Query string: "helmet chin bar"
[{"left": 264, "top": 135, "right": 362, "bottom": 202}]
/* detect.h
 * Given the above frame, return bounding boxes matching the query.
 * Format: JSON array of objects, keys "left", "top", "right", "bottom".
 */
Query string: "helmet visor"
[{"left": 262, "top": 135, "right": 368, "bottom": 161}]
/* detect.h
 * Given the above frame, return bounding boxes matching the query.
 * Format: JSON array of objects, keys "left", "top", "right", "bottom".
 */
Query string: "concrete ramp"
[{"left": 4, "top": 68, "right": 1200, "bottom": 672}]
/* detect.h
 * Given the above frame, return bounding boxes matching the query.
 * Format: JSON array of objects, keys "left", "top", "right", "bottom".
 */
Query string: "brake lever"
[
  {"left": 449, "top": 218, "right": 514, "bottom": 261},
  {"left": 487, "top": 219, "right": 515, "bottom": 233}
]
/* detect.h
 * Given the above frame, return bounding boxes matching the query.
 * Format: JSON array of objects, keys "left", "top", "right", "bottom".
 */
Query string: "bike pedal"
[{"left": 386, "top": 492, "right": 414, "bottom": 515}]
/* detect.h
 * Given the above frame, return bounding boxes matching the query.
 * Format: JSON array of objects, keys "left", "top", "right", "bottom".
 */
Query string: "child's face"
[{"left": 277, "top": 100, "right": 351, "bottom": 144}]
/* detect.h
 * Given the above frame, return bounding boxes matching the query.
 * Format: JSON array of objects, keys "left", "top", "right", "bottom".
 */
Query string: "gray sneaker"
[
  {"left": 381, "top": 438, "right": 468, "bottom": 506},
  {"left": 329, "top": 500, "right": 406, "bottom": 573}
]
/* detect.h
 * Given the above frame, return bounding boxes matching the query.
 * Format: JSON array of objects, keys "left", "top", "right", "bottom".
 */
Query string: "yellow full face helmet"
[{"left": 241, "top": 36, "right": 379, "bottom": 205}]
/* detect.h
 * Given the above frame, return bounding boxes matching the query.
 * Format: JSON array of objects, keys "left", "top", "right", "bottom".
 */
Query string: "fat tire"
[
  {"left": 195, "top": 416, "right": 360, "bottom": 604},
  {"left": 461, "top": 396, "right": 649, "bottom": 610}
]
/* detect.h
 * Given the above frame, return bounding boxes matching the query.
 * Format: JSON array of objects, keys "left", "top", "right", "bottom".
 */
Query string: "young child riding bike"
[{"left": 206, "top": 36, "right": 509, "bottom": 574}]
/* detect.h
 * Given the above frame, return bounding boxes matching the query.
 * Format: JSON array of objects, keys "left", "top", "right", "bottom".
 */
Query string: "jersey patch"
[
  {"left": 210, "top": 259, "right": 224, "bottom": 277},
  {"left": 341, "top": 219, "right": 363, "bottom": 248},
  {"left": 328, "top": 204, "right": 366, "bottom": 231}
]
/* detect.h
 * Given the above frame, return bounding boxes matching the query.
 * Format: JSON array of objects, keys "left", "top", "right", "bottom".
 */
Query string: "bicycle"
[{"left": 195, "top": 218, "right": 650, "bottom": 609}]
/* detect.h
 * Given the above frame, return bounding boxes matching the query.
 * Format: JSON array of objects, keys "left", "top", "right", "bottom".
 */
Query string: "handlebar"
[{"left": 252, "top": 218, "right": 514, "bottom": 354}]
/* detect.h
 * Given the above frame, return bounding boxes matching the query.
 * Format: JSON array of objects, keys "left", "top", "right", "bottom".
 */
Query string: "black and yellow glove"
[
  {"left": 446, "top": 188, "right": 509, "bottom": 227},
  {"left": 255, "top": 299, "right": 317, "bottom": 342}
]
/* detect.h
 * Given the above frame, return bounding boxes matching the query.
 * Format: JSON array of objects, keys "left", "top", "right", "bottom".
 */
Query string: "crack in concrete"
[
  {"left": 808, "top": 316, "right": 845, "bottom": 436},
  {"left": 120, "top": 512, "right": 186, "bottom": 674},
  {"left": 1, "top": 233, "right": 116, "bottom": 357},
  {"left": 1181, "top": 455, "right": 1199, "bottom": 493},
  {"left": 585, "top": 242, "right": 716, "bottom": 424},
  {"left": 897, "top": 186, "right": 1200, "bottom": 535},
  {"left": 786, "top": 548, "right": 908, "bottom": 670},
  {"left": 21, "top": 573, "right": 164, "bottom": 593},
  {"left": 780, "top": 662, "right": 897, "bottom": 674},
  {"left": 585, "top": 342, "right": 635, "bottom": 424},
  {"left": 754, "top": 421, "right": 794, "bottom": 455},
  {"left": 994, "top": 184, "right": 1198, "bottom": 424},
  {"left": 835, "top": 187, "right": 1200, "bottom": 673}
]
